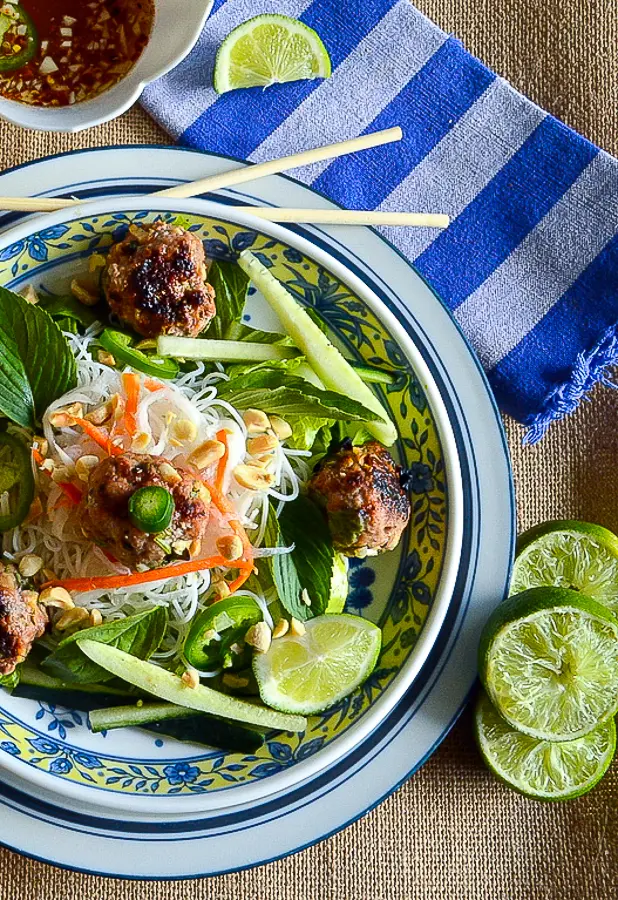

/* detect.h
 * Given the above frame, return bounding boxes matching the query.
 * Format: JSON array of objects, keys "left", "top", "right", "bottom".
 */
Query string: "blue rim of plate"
[{"left": 0, "top": 146, "right": 515, "bottom": 877}]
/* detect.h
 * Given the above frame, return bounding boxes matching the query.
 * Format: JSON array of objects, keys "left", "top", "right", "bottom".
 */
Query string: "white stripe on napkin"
[
  {"left": 455, "top": 150, "right": 618, "bottom": 369},
  {"left": 248, "top": 2, "right": 446, "bottom": 180},
  {"left": 149, "top": 0, "right": 313, "bottom": 136},
  {"left": 378, "top": 79, "right": 547, "bottom": 261}
]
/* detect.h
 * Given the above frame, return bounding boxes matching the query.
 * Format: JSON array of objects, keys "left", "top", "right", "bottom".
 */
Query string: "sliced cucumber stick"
[
  {"left": 77, "top": 639, "right": 307, "bottom": 732},
  {"left": 157, "top": 336, "right": 299, "bottom": 363},
  {"left": 237, "top": 251, "right": 397, "bottom": 446}
]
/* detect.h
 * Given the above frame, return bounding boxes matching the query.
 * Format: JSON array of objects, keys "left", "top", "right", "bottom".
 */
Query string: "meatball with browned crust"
[
  {"left": 308, "top": 440, "right": 411, "bottom": 557},
  {"left": 80, "top": 453, "right": 211, "bottom": 569},
  {"left": 103, "top": 223, "right": 216, "bottom": 338},
  {"left": 0, "top": 570, "right": 47, "bottom": 675}
]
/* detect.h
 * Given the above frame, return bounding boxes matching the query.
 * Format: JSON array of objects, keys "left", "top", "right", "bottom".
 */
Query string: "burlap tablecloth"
[{"left": 0, "top": 1, "right": 616, "bottom": 896}]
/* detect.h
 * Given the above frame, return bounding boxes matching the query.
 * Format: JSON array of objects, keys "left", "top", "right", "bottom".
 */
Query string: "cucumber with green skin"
[
  {"left": 89, "top": 701, "right": 264, "bottom": 754},
  {"left": 13, "top": 664, "right": 134, "bottom": 710},
  {"left": 77, "top": 639, "right": 307, "bottom": 733},
  {"left": 237, "top": 251, "right": 398, "bottom": 446}
]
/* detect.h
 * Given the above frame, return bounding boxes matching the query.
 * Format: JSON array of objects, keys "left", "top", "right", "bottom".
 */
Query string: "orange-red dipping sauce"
[{"left": 0, "top": 0, "right": 154, "bottom": 107}]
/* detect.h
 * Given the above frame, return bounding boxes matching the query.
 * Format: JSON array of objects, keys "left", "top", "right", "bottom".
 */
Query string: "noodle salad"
[{"left": 0, "top": 222, "right": 411, "bottom": 749}]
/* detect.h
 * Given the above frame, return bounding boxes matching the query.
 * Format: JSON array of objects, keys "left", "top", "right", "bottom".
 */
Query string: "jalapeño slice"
[
  {"left": 128, "top": 486, "right": 175, "bottom": 534},
  {"left": 0, "top": 7, "right": 38, "bottom": 74},
  {"left": 184, "top": 595, "right": 263, "bottom": 671}
]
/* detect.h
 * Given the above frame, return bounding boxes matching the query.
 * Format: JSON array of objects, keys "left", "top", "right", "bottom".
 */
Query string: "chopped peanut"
[
  {"left": 233, "top": 464, "right": 275, "bottom": 491},
  {"left": 245, "top": 621, "right": 272, "bottom": 653},
  {"left": 247, "top": 433, "right": 278, "bottom": 455},
  {"left": 75, "top": 454, "right": 100, "bottom": 482},
  {"left": 39, "top": 586, "right": 75, "bottom": 609},
  {"left": 242, "top": 409, "right": 270, "bottom": 434},
  {"left": 272, "top": 619, "right": 290, "bottom": 639},
  {"left": 181, "top": 667, "right": 200, "bottom": 689},
  {"left": 18, "top": 554, "right": 43, "bottom": 578},
  {"left": 188, "top": 440, "right": 225, "bottom": 470},
  {"left": 172, "top": 419, "right": 198, "bottom": 443},
  {"left": 290, "top": 617, "right": 306, "bottom": 637},
  {"left": 269, "top": 416, "right": 292, "bottom": 441},
  {"left": 216, "top": 534, "right": 244, "bottom": 561}
]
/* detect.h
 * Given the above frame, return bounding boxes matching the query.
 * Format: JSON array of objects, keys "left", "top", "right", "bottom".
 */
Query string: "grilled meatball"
[
  {"left": 0, "top": 570, "right": 47, "bottom": 675},
  {"left": 80, "top": 453, "right": 211, "bottom": 568},
  {"left": 308, "top": 441, "right": 410, "bottom": 557},
  {"left": 102, "top": 223, "right": 216, "bottom": 338}
]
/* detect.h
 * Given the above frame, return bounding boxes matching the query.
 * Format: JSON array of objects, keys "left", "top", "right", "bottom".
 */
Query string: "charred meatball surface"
[
  {"left": 309, "top": 441, "right": 411, "bottom": 557},
  {"left": 0, "top": 570, "right": 47, "bottom": 675},
  {"left": 103, "top": 223, "right": 216, "bottom": 338},
  {"left": 80, "top": 453, "right": 211, "bottom": 568}
]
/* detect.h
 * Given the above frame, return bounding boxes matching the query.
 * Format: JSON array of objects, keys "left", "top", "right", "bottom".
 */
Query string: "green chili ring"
[
  {"left": 99, "top": 329, "right": 179, "bottom": 380},
  {"left": 184, "top": 595, "right": 263, "bottom": 671},
  {"left": 0, "top": 8, "right": 38, "bottom": 74},
  {"left": 128, "top": 486, "right": 175, "bottom": 534},
  {"left": 0, "top": 432, "right": 35, "bottom": 532}
]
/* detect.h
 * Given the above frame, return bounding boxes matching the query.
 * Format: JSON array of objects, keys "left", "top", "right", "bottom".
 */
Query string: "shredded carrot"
[
  {"left": 215, "top": 429, "right": 229, "bottom": 493},
  {"left": 227, "top": 568, "right": 254, "bottom": 594},
  {"left": 144, "top": 378, "right": 165, "bottom": 392},
  {"left": 31, "top": 447, "right": 44, "bottom": 467},
  {"left": 44, "top": 553, "right": 247, "bottom": 594},
  {"left": 122, "top": 372, "right": 140, "bottom": 437},
  {"left": 72, "top": 417, "right": 123, "bottom": 456}
]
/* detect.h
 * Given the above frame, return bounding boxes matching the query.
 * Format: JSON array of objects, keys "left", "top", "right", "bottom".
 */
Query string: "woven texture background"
[{"left": 0, "top": 1, "right": 616, "bottom": 896}]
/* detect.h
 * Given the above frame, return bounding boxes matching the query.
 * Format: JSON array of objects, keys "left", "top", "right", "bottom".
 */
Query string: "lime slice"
[
  {"left": 253, "top": 614, "right": 381, "bottom": 715},
  {"left": 511, "top": 520, "right": 618, "bottom": 613},
  {"left": 214, "top": 15, "right": 332, "bottom": 94},
  {"left": 475, "top": 690, "right": 615, "bottom": 800},
  {"left": 479, "top": 587, "right": 618, "bottom": 741}
]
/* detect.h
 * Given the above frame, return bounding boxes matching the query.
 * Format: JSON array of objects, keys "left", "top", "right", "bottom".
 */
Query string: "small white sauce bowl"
[{"left": 0, "top": 0, "right": 213, "bottom": 133}]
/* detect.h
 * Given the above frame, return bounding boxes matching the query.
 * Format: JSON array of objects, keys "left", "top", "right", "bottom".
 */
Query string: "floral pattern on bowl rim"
[{"left": 0, "top": 206, "right": 452, "bottom": 801}]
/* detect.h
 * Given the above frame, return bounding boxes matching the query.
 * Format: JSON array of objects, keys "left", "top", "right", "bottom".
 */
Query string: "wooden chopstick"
[
  {"left": 155, "top": 127, "right": 403, "bottom": 198},
  {"left": 0, "top": 127, "right": 404, "bottom": 214},
  {"left": 233, "top": 208, "right": 449, "bottom": 228}
]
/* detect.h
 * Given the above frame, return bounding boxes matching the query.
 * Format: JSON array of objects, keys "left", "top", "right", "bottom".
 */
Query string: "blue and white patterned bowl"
[{"left": 0, "top": 196, "right": 462, "bottom": 814}]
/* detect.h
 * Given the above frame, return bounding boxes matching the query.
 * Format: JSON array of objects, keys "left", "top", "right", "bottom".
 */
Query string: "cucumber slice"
[
  {"left": 237, "top": 251, "right": 397, "bottom": 446},
  {"left": 89, "top": 701, "right": 264, "bottom": 753},
  {"left": 77, "top": 639, "right": 306, "bottom": 733},
  {"left": 157, "top": 336, "right": 299, "bottom": 363},
  {"left": 14, "top": 664, "right": 133, "bottom": 710}
]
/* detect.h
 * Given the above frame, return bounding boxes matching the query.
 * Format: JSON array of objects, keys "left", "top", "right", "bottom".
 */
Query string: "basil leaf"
[
  {"left": 278, "top": 496, "right": 335, "bottom": 618},
  {"left": 38, "top": 293, "right": 102, "bottom": 328},
  {"left": 262, "top": 498, "right": 335, "bottom": 621},
  {"left": 0, "top": 286, "right": 77, "bottom": 424},
  {"left": 0, "top": 311, "right": 34, "bottom": 429},
  {"left": 218, "top": 371, "right": 375, "bottom": 421},
  {"left": 207, "top": 260, "right": 250, "bottom": 340},
  {"left": 42, "top": 606, "right": 168, "bottom": 683}
]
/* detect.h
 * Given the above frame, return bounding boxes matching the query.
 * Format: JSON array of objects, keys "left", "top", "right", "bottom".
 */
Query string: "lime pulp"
[
  {"left": 511, "top": 520, "right": 618, "bottom": 614},
  {"left": 475, "top": 690, "right": 616, "bottom": 800},
  {"left": 253, "top": 614, "right": 381, "bottom": 716},
  {"left": 214, "top": 15, "right": 332, "bottom": 94},
  {"left": 479, "top": 587, "right": 618, "bottom": 741}
]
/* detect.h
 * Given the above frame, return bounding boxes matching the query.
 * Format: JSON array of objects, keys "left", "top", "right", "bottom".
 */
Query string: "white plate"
[{"left": 0, "top": 147, "right": 514, "bottom": 877}]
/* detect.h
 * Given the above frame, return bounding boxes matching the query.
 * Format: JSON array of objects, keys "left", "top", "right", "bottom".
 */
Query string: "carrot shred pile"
[
  {"left": 215, "top": 428, "right": 229, "bottom": 493},
  {"left": 122, "top": 372, "right": 140, "bottom": 437},
  {"left": 32, "top": 447, "right": 82, "bottom": 506},
  {"left": 72, "top": 417, "right": 123, "bottom": 457}
]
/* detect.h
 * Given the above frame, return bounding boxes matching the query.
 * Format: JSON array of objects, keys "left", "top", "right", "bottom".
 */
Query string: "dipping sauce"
[{"left": 0, "top": 0, "right": 154, "bottom": 107}]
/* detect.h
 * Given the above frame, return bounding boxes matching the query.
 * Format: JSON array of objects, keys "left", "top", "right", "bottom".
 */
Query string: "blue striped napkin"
[{"left": 142, "top": 0, "right": 618, "bottom": 441}]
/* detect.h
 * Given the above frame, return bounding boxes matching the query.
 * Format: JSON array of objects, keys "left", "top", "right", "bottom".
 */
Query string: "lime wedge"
[
  {"left": 214, "top": 15, "right": 332, "bottom": 94},
  {"left": 479, "top": 587, "right": 618, "bottom": 741},
  {"left": 475, "top": 690, "right": 616, "bottom": 800},
  {"left": 252, "top": 614, "right": 381, "bottom": 715},
  {"left": 511, "top": 520, "right": 618, "bottom": 614}
]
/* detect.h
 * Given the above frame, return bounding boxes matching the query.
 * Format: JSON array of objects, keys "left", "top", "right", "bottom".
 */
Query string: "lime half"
[
  {"left": 253, "top": 614, "right": 381, "bottom": 715},
  {"left": 214, "top": 15, "right": 332, "bottom": 94},
  {"left": 511, "top": 520, "right": 618, "bottom": 613},
  {"left": 479, "top": 587, "right": 618, "bottom": 741},
  {"left": 475, "top": 690, "right": 615, "bottom": 800}
]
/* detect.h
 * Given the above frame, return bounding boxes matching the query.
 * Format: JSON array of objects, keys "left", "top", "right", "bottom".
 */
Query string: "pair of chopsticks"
[{"left": 0, "top": 127, "right": 449, "bottom": 229}]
